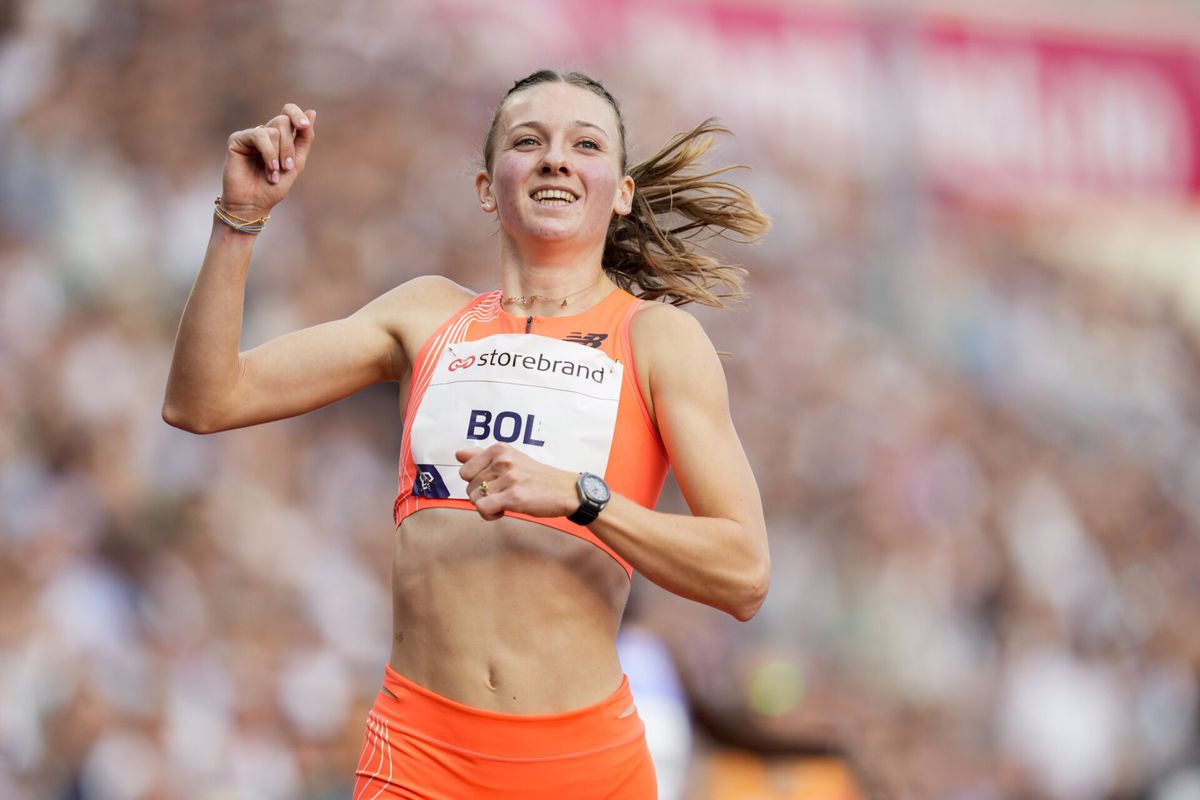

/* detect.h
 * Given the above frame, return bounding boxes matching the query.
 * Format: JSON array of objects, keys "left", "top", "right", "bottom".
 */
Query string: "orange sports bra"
[{"left": 393, "top": 287, "right": 669, "bottom": 579}]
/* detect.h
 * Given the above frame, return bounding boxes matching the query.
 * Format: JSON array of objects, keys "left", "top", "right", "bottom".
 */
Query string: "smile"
[{"left": 530, "top": 188, "right": 578, "bottom": 206}]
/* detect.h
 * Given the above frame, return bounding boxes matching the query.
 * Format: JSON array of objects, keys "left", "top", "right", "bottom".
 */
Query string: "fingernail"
[
  {"left": 270, "top": 170, "right": 280, "bottom": 183},
  {"left": 285, "top": 157, "right": 294, "bottom": 170},
  {"left": 272, "top": 159, "right": 280, "bottom": 171},
  {"left": 298, "top": 116, "right": 308, "bottom": 126}
]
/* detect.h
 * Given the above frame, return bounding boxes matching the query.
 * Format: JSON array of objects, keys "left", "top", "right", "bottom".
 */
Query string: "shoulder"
[
  {"left": 629, "top": 300, "right": 716, "bottom": 362},
  {"left": 367, "top": 274, "right": 476, "bottom": 314},
  {"left": 357, "top": 275, "right": 478, "bottom": 367},
  {"left": 628, "top": 300, "right": 727, "bottom": 416},
  {"left": 358, "top": 275, "right": 476, "bottom": 327}
]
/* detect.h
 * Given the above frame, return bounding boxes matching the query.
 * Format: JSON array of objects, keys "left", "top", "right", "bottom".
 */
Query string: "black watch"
[{"left": 568, "top": 472, "right": 610, "bottom": 526}]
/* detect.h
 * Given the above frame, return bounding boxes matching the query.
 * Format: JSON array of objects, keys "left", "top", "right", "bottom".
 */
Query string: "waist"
[
  {"left": 374, "top": 664, "right": 644, "bottom": 760},
  {"left": 389, "top": 508, "right": 630, "bottom": 710}
]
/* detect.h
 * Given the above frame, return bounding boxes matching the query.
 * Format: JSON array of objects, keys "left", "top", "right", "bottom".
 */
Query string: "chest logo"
[{"left": 563, "top": 332, "right": 608, "bottom": 348}]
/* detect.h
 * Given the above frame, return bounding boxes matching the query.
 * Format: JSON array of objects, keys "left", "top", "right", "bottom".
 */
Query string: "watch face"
[{"left": 581, "top": 473, "right": 610, "bottom": 503}]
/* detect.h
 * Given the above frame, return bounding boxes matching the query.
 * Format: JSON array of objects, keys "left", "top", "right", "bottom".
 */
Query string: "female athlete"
[{"left": 164, "top": 70, "right": 771, "bottom": 799}]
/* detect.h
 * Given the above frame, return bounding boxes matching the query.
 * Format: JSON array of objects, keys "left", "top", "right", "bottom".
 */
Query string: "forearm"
[
  {"left": 589, "top": 494, "right": 770, "bottom": 621},
  {"left": 162, "top": 221, "right": 256, "bottom": 431}
]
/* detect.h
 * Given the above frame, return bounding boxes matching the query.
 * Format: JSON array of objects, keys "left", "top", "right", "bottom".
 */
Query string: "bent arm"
[
  {"left": 163, "top": 222, "right": 457, "bottom": 434},
  {"left": 587, "top": 304, "right": 770, "bottom": 620},
  {"left": 163, "top": 221, "right": 400, "bottom": 433},
  {"left": 458, "top": 304, "right": 771, "bottom": 620}
]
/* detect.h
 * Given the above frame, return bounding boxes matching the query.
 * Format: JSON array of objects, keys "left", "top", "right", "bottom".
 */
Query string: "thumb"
[{"left": 455, "top": 448, "right": 482, "bottom": 464}]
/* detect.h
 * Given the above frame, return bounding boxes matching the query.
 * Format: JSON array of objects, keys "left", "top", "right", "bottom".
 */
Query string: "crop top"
[{"left": 393, "top": 287, "right": 669, "bottom": 579}]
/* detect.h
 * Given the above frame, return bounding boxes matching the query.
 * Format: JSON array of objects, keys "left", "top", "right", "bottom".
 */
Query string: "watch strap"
[{"left": 568, "top": 504, "right": 601, "bottom": 526}]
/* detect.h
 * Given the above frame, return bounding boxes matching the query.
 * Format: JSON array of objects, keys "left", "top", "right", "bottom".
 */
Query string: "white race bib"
[{"left": 408, "top": 334, "right": 622, "bottom": 499}]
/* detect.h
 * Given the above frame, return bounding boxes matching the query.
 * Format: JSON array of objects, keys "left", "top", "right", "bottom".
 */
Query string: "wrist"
[
  {"left": 568, "top": 472, "right": 610, "bottom": 526},
  {"left": 217, "top": 200, "right": 272, "bottom": 219},
  {"left": 214, "top": 196, "right": 270, "bottom": 235}
]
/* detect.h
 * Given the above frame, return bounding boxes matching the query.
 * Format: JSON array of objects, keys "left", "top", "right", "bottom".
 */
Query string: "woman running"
[{"left": 164, "top": 70, "right": 770, "bottom": 799}]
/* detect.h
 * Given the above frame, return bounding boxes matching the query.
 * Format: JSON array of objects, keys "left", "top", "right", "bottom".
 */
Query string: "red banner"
[{"left": 543, "top": 0, "right": 1200, "bottom": 202}]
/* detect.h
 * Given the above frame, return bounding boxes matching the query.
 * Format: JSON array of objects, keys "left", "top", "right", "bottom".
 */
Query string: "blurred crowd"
[{"left": 2, "top": 1, "right": 1200, "bottom": 799}]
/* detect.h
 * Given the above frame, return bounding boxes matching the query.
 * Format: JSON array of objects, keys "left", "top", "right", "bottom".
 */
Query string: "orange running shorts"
[{"left": 352, "top": 664, "right": 658, "bottom": 799}]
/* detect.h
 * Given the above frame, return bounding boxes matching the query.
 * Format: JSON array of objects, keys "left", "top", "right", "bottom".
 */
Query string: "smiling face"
[{"left": 476, "top": 82, "right": 635, "bottom": 252}]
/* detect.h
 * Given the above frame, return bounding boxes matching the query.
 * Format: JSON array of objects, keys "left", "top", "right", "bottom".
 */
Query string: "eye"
[
  {"left": 513, "top": 136, "right": 539, "bottom": 147},
  {"left": 577, "top": 139, "right": 600, "bottom": 150}
]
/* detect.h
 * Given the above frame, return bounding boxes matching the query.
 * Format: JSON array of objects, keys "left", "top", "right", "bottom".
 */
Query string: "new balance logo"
[{"left": 564, "top": 332, "right": 608, "bottom": 348}]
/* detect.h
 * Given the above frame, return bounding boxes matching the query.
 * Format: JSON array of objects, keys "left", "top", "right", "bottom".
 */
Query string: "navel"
[{"left": 486, "top": 665, "right": 499, "bottom": 692}]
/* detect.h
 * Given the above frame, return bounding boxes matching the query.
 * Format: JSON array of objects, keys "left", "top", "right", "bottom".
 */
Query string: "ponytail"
[{"left": 605, "top": 120, "right": 769, "bottom": 307}]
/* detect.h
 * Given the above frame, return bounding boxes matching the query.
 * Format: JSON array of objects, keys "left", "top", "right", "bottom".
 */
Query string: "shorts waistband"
[{"left": 372, "top": 664, "right": 644, "bottom": 761}]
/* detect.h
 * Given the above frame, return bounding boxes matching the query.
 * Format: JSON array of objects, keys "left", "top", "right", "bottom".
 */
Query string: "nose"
[{"left": 540, "top": 142, "right": 571, "bottom": 175}]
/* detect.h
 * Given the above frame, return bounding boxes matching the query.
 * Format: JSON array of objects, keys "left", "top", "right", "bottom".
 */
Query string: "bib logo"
[
  {"left": 413, "top": 465, "right": 451, "bottom": 498},
  {"left": 468, "top": 349, "right": 607, "bottom": 384},
  {"left": 467, "top": 409, "right": 546, "bottom": 447}
]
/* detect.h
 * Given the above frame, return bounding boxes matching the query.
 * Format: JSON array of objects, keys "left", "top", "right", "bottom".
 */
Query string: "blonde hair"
[{"left": 484, "top": 71, "right": 769, "bottom": 307}]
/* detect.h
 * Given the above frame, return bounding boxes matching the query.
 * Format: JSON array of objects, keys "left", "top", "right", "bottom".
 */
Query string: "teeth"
[{"left": 532, "top": 189, "right": 577, "bottom": 203}]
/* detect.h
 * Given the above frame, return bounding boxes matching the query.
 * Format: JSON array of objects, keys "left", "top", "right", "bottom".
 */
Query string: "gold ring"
[{"left": 479, "top": 481, "right": 489, "bottom": 497}]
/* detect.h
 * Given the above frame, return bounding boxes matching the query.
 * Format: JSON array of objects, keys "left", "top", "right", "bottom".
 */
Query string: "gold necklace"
[{"left": 502, "top": 274, "right": 603, "bottom": 310}]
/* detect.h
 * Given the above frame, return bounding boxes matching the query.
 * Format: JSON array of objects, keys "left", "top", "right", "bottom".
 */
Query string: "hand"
[
  {"left": 456, "top": 444, "right": 579, "bottom": 522},
  {"left": 220, "top": 103, "right": 316, "bottom": 219}
]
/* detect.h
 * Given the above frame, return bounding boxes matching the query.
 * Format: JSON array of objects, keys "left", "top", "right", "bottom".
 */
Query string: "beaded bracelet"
[{"left": 213, "top": 196, "right": 270, "bottom": 235}]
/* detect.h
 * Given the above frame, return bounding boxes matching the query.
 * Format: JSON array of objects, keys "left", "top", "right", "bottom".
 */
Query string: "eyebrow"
[{"left": 507, "top": 120, "right": 609, "bottom": 137}]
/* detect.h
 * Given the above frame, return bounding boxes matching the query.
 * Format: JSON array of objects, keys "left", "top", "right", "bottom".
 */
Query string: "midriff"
[{"left": 388, "top": 506, "right": 631, "bottom": 714}]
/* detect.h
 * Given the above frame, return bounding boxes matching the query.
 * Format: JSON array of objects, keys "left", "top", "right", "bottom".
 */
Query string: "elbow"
[
  {"left": 162, "top": 400, "right": 220, "bottom": 435},
  {"left": 729, "top": 561, "right": 771, "bottom": 622}
]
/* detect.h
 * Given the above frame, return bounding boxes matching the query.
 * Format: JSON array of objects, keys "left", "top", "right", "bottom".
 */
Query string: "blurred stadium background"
[{"left": 3, "top": 0, "right": 1200, "bottom": 798}]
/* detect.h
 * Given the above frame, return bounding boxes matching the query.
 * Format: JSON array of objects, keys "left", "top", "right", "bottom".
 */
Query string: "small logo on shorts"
[{"left": 564, "top": 332, "right": 608, "bottom": 348}]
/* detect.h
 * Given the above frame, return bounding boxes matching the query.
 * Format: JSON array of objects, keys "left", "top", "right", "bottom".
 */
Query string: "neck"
[{"left": 499, "top": 236, "right": 610, "bottom": 316}]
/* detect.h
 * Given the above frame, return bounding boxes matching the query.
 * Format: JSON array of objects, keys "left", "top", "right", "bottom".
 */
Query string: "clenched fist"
[{"left": 220, "top": 103, "right": 316, "bottom": 220}]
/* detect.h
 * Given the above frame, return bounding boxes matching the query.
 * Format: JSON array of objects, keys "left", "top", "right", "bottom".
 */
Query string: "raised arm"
[{"left": 163, "top": 103, "right": 465, "bottom": 433}]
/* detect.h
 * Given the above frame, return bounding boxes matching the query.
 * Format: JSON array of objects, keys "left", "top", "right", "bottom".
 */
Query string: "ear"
[
  {"left": 613, "top": 174, "right": 635, "bottom": 216},
  {"left": 475, "top": 170, "right": 497, "bottom": 213}
]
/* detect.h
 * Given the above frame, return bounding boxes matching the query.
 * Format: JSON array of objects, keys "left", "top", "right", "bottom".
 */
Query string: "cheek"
[
  {"left": 579, "top": 163, "right": 620, "bottom": 205},
  {"left": 491, "top": 162, "right": 527, "bottom": 213}
]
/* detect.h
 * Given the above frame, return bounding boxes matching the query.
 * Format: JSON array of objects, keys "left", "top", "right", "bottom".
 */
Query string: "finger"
[
  {"left": 268, "top": 115, "right": 297, "bottom": 173},
  {"left": 249, "top": 127, "right": 280, "bottom": 183},
  {"left": 472, "top": 493, "right": 505, "bottom": 521},
  {"left": 281, "top": 103, "right": 308, "bottom": 133},
  {"left": 456, "top": 448, "right": 488, "bottom": 483},
  {"left": 464, "top": 467, "right": 503, "bottom": 500},
  {"left": 455, "top": 447, "right": 483, "bottom": 464},
  {"left": 294, "top": 109, "right": 317, "bottom": 166}
]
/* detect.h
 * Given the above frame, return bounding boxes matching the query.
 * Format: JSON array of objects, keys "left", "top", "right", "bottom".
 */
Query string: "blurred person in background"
[{"left": 162, "top": 69, "right": 770, "bottom": 798}]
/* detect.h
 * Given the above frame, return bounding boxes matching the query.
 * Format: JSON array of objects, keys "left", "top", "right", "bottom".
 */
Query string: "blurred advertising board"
[{"left": 555, "top": 0, "right": 1200, "bottom": 203}]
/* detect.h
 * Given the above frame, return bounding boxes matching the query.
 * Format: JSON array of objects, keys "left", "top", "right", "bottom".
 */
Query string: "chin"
[{"left": 523, "top": 220, "right": 581, "bottom": 242}]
